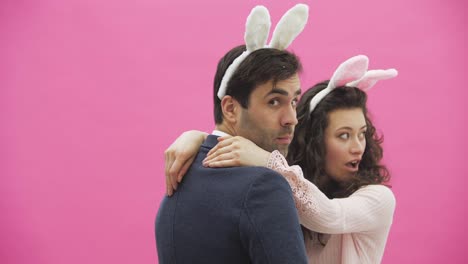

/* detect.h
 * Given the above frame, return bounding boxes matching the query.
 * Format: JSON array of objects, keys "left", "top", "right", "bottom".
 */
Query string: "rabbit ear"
[
  {"left": 269, "top": 4, "right": 309, "bottom": 50},
  {"left": 347, "top": 69, "right": 398, "bottom": 91},
  {"left": 329, "top": 55, "right": 369, "bottom": 89},
  {"left": 309, "top": 55, "right": 398, "bottom": 114},
  {"left": 245, "top": 6, "right": 271, "bottom": 52},
  {"left": 218, "top": 6, "right": 271, "bottom": 99},
  {"left": 309, "top": 55, "right": 369, "bottom": 113},
  {"left": 219, "top": 4, "right": 309, "bottom": 100}
]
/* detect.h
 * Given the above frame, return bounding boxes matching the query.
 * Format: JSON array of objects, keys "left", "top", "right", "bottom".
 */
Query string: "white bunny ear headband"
[
  {"left": 217, "top": 4, "right": 309, "bottom": 99},
  {"left": 309, "top": 55, "right": 398, "bottom": 113}
]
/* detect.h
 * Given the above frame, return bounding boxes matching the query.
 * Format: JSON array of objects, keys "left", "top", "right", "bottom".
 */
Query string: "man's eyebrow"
[{"left": 264, "top": 88, "right": 301, "bottom": 98}]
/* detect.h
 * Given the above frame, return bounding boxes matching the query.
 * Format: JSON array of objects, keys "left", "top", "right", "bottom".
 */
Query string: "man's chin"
[
  {"left": 276, "top": 147, "right": 289, "bottom": 157},
  {"left": 260, "top": 143, "right": 289, "bottom": 156}
]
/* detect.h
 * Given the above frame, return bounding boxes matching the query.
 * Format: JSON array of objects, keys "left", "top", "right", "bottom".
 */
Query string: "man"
[{"left": 155, "top": 45, "right": 307, "bottom": 263}]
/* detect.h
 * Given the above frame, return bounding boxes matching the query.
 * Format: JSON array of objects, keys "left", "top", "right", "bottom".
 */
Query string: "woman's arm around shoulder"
[{"left": 267, "top": 150, "right": 396, "bottom": 234}]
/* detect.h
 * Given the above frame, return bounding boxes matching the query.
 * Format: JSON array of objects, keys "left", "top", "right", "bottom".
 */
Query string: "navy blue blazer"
[{"left": 156, "top": 135, "right": 307, "bottom": 264}]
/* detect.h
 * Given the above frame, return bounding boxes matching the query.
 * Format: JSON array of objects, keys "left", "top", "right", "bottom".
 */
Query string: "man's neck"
[
  {"left": 212, "top": 130, "right": 231, "bottom": 137},
  {"left": 214, "top": 124, "right": 236, "bottom": 136}
]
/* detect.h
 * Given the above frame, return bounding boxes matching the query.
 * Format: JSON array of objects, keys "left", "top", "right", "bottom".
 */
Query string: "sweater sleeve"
[{"left": 267, "top": 150, "right": 396, "bottom": 234}]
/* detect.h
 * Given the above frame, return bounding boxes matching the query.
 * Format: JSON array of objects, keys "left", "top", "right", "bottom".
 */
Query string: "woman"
[{"left": 164, "top": 55, "right": 397, "bottom": 263}]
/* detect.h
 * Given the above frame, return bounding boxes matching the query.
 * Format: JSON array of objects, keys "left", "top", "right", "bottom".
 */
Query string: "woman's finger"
[
  {"left": 205, "top": 144, "right": 236, "bottom": 162},
  {"left": 165, "top": 151, "right": 174, "bottom": 196},
  {"left": 169, "top": 157, "right": 187, "bottom": 191},
  {"left": 217, "top": 135, "right": 232, "bottom": 142},
  {"left": 204, "top": 152, "right": 238, "bottom": 167},
  {"left": 207, "top": 138, "right": 234, "bottom": 156},
  {"left": 177, "top": 156, "right": 196, "bottom": 183},
  {"left": 207, "top": 137, "right": 240, "bottom": 158},
  {"left": 206, "top": 158, "right": 238, "bottom": 168}
]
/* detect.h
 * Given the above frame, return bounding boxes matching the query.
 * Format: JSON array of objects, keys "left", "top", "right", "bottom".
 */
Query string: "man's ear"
[{"left": 221, "top": 95, "right": 240, "bottom": 124}]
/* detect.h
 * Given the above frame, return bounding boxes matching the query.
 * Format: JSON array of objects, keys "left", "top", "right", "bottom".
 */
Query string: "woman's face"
[{"left": 324, "top": 108, "right": 367, "bottom": 183}]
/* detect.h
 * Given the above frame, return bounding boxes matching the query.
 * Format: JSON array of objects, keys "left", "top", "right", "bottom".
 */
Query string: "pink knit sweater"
[{"left": 267, "top": 151, "right": 396, "bottom": 264}]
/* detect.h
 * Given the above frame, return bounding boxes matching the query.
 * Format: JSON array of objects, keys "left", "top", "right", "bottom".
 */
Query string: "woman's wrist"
[{"left": 266, "top": 150, "right": 288, "bottom": 170}]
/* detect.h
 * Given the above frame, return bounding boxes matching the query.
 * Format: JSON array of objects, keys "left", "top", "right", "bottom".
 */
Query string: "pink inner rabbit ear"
[
  {"left": 310, "top": 55, "right": 398, "bottom": 114},
  {"left": 328, "top": 55, "right": 369, "bottom": 90},
  {"left": 245, "top": 6, "right": 271, "bottom": 52},
  {"left": 309, "top": 55, "right": 369, "bottom": 114},
  {"left": 348, "top": 69, "right": 398, "bottom": 91},
  {"left": 269, "top": 4, "right": 309, "bottom": 50}
]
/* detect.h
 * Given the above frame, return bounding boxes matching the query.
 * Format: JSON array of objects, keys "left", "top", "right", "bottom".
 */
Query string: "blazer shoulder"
[
  {"left": 236, "top": 166, "right": 290, "bottom": 187},
  {"left": 241, "top": 166, "right": 293, "bottom": 198}
]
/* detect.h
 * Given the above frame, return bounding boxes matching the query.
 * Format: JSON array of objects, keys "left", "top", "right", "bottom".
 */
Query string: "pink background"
[{"left": 1, "top": 0, "right": 467, "bottom": 263}]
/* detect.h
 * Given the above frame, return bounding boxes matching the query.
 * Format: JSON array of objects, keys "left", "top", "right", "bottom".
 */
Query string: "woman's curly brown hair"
[
  {"left": 287, "top": 80, "right": 391, "bottom": 199},
  {"left": 287, "top": 81, "right": 391, "bottom": 245}
]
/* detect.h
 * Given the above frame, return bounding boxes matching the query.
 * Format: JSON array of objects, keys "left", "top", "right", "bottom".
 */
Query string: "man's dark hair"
[{"left": 213, "top": 45, "right": 302, "bottom": 124}]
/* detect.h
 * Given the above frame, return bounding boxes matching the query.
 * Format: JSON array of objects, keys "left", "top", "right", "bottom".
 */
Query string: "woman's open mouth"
[{"left": 345, "top": 160, "right": 360, "bottom": 171}]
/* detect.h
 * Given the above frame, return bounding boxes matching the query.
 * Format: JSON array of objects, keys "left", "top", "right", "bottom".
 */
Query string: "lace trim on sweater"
[{"left": 267, "top": 150, "right": 319, "bottom": 218}]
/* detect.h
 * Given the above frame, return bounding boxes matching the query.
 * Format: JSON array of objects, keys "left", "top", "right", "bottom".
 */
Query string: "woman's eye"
[
  {"left": 359, "top": 131, "right": 367, "bottom": 139},
  {"left": 339, "top": 133, "right": 349, "bottom": 140}
]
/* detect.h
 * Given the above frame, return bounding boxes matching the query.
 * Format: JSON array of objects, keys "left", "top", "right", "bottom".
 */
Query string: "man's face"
[{"left": 235, "top": 74, "right": 301, "bottom": 156}]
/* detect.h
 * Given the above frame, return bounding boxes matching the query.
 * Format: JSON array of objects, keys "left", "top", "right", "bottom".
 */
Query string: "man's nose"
[{"left": 281, "top": 105, "right": 298, "bottom": 127}]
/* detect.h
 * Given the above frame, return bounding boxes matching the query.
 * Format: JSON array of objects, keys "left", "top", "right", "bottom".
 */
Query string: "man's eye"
[
  {"left": 292, "top": 99, "right": 298, "bottom": 107},
  {"left": 269, "top": 99, "right": 280, "bottom": 106}
]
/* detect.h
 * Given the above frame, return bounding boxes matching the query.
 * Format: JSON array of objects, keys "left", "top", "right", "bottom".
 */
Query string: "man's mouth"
[{"left": 276, "top": 135, "right": 292, "bottom": 144}]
